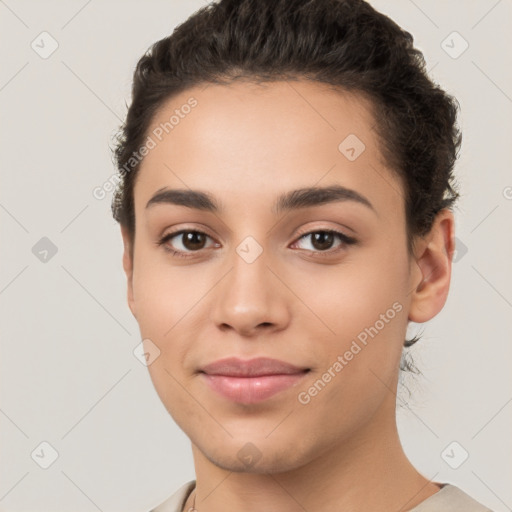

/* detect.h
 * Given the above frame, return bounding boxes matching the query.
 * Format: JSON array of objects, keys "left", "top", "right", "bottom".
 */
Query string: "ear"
[
  {"left": 408, "top": 209, "right": 456, "bottom": 323},
  {"left": 120, "top": 224, "right": 136, "bottom": 319}
]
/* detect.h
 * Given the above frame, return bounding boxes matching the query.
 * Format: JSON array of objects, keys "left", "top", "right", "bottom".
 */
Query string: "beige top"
[{"left": 149, "top": 480, "right": 493, "bottom": 512}]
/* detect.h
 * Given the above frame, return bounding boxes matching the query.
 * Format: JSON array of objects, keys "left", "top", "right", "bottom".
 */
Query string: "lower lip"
[{"left": 200, "top": 372, "right": 309, "bottom": 404}]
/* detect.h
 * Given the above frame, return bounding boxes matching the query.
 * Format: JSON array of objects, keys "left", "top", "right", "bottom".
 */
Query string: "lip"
[
  {"left": 199, "top": 357, "right": 310, "bottom": 404},
  {"left": 200, "top": 357, "right": 309, "bottom": 377}
]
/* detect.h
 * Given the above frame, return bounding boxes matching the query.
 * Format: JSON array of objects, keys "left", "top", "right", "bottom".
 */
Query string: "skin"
[{"left": 120, "top": 79, "right": 455, "bottom": 512}]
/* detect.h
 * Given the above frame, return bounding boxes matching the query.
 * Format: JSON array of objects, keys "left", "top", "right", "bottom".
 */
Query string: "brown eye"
[
  {"left": 292, "top": 229, "right": 357, "bottom": 255},
  {"left": 158, "top": 229, "right": 217, "bottom": 258},
  {"left": 310, "top": 231, "right": 335, "bottom": 251},
  {"left": 180, "top": 231, "right": 208, "bottom": 251}
]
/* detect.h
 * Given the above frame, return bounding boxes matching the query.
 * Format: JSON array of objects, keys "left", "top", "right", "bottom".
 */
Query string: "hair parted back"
[{"left": 111, "top": 0, "right": 462, "bottom": 352}]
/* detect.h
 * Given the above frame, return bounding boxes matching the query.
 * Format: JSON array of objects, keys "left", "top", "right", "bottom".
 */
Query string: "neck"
[{"left": 184, "top": 399, "right": 440, "bottom": 512}]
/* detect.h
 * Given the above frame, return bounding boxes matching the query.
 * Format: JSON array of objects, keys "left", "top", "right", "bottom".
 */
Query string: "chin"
[{"left": 197, "top": 436, "right": 312, "bottom": 475}]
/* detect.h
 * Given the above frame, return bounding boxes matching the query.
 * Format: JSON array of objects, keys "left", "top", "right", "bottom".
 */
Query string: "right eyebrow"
[{"left": 146, "top": 188, "right": 221, "bottom": 212}]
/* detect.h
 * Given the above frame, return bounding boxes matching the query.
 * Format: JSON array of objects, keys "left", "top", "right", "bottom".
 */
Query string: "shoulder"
[
  {"left": 146, "top": 481, "right": 494, "bottom": 512},
  {"left": 147, "top": 480, "right": 196, "bottom": 512},
  {"left": 410, "top": 483, "right": 494, "bottom": 512}
]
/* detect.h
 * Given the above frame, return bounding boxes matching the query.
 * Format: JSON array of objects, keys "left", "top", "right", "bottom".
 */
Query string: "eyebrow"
[{"left": 145, "top": 185, "right": 376, "bottom": 215}]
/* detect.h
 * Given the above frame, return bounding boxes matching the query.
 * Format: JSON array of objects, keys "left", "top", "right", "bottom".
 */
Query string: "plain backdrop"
[{"left": 1, "top": 1, "right": 511, "bottom": 511}]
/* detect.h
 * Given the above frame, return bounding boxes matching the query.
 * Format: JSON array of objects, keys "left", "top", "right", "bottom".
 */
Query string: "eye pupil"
[
  {"left": 312, "top": 232, "right": 334, "bottom": 251},
  {"left": 183, "top": 231, "right": 206, "bottom": 250}
]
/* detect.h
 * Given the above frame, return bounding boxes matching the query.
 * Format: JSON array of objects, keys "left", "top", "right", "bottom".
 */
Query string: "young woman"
[{"left": 112, "top": 0, "right": 493, "bottom": 510}]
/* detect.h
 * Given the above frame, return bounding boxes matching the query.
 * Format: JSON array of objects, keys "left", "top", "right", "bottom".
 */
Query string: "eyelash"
[{"left": 156, "top": 227, "right": 357, "bottom": 259}]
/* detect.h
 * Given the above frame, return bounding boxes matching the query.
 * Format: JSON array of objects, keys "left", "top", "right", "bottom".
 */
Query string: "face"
[{"left": 121, "top": 79, "right": 450, "bottom": 473}]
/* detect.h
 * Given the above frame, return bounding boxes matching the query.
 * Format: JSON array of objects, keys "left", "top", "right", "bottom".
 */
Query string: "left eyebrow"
[
  {"left": 272, "top": 185, "right": 377, "bottom": 216},
  {"left": 145, "top": 185, "right": 377, "bottom": 216}
]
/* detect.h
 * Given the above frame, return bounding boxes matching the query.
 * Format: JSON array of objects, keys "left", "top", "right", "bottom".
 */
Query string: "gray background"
[{"left": 1, "top": 0, "right": 511, "bottom": 511}]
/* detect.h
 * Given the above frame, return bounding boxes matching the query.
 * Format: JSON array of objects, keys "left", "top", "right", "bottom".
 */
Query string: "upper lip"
[{"left": 200, "top": 357, "right": 309, "bottom": 377}]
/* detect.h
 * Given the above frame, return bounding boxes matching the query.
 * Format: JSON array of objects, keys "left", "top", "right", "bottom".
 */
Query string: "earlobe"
[
  {"left": 120, "top": 225, "right": 137, "bottom": 319},
  {"left": 408, "top": 209, "right": 455, "bottom": 323}
]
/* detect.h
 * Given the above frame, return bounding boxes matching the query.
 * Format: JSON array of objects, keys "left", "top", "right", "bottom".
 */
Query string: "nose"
[{"left": 210, "top": 245, "right": 290, "bottom": 337}]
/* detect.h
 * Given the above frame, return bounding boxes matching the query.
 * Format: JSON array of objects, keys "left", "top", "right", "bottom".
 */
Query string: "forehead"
[{"left": 134, "top": 79, "right": 403, "bottom": 220}]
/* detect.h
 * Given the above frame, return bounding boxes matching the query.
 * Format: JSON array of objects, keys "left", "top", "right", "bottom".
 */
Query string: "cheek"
[
  {"left": 146, "top": 357, "right": 202, "bottom": 434},
  {"left": 288, "top": 248, "right": 408, "bottom": 340},
  {"left": 288, "top": 244, "right": 409, "bottom": 402},
  {"left": 131, "top": 250, "right": 210, "bottom": 380},
  {"left": 132, "top": 247, "right": 204, "bottom": 334},
  {"left": 132, "top": 261, "right": 200, "bottom": 420}
]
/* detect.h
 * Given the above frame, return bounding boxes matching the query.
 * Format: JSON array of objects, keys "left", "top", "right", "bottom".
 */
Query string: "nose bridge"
[
  {"left": 210, "top": 232, "right": 289, "bottom": 333},
  {"left": 226, "top": 234, "right": 274, "bottom": 307}
]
